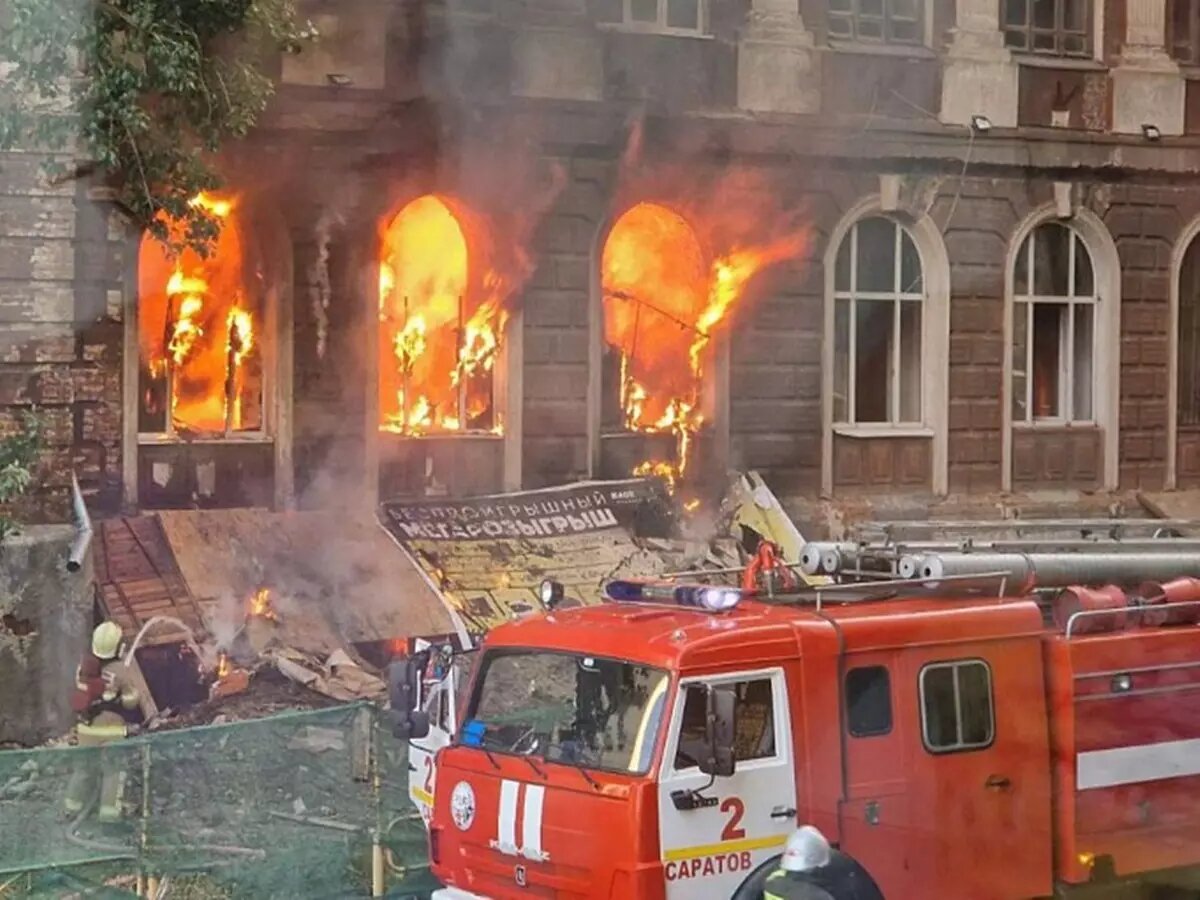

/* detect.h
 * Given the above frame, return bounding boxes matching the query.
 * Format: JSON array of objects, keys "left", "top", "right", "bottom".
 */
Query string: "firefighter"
[
  {"left": 64, "top": 621, "right": 141, "bottom": 822},
  {"left": 764, "top": 825, "right": 887, "bottom": 900},
  {"left": 763, "top": 827, "right": 837, "bottom": 900}
]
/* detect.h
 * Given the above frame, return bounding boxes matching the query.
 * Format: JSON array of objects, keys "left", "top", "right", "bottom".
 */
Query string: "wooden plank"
[{"left": 93, "top": 514, "right": 207, "bottom": 642}]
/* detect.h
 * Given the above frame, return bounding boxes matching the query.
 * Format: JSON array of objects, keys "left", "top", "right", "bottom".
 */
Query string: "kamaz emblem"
[{"left": 515, "top": 864, "right": 527, "bottom": 887}]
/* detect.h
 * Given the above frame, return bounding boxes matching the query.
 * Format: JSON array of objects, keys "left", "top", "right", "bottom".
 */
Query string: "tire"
[{"left": 731, "top": 854, "right": 783, "bottom": 900}]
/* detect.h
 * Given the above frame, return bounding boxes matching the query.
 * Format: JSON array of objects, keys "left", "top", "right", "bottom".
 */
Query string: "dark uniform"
[
  {"left": 765, "top": 849, "right": 886, "bottom": 900},
  {"left": 763, "top": 869, "right": 837, "bottom": 900}
]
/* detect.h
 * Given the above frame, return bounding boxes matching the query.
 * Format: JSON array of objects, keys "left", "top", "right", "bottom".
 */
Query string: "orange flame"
[
  {"left": 603, "top": 202, "right": 805, "bottom": 492},
  {"left": 190, "top": 192, "right": 234, "bottom": 219},
  {"left": 379, "top": 195, "right": 504, "bottom": 435},
  {"left": 216, "top": 652, "right": 230, "bottom": 679},
  {"left": 248, "top": 587, "right": 278, "bottom": 623},
  {"left": 139, "top": 192, "right": 263, "bottom": 435}
]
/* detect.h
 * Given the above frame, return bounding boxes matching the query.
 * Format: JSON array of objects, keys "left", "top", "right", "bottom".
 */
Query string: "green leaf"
[{"left": 0, "top": 0, "right": 315, "bottom": 256}]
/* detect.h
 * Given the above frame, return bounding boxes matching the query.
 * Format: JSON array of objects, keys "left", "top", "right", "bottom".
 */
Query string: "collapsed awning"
[{"left": 94, "top": 508, "right": 456, "bottom": 659}]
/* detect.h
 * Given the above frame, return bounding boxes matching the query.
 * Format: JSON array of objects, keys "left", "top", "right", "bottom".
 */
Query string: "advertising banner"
[{"left": 379, "top": 479, "right": 671, "bottom": 639}]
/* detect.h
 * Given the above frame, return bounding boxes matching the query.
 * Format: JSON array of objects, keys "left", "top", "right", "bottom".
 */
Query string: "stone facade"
[{"left": 6, "top": 0, "right": 1200, "bottom": 525}]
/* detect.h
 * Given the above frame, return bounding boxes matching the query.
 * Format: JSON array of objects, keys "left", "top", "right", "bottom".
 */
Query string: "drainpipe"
[{"left": 67, "top": 472, "right": 92, "bottom": 573}]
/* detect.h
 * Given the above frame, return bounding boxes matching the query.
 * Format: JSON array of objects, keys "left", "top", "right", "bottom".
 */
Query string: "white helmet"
[{"left": 780, "top": 825, "right": 831, "bottom": 873}]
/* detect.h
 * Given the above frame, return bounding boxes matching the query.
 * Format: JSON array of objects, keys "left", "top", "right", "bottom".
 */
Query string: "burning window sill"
[
  {"left": 833, "top": 424, "right": 934, "bottom": 439},
  {"left": 378, "top": 429, "right": 504, "bottom": 440},
  {"left": 138, "top": 432, "right": 274, "bottom": 446}
]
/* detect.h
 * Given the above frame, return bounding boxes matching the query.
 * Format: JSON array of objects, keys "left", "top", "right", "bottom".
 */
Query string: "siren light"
[{"left": 604, "top": 579, "right": 744, "bottom": 613}]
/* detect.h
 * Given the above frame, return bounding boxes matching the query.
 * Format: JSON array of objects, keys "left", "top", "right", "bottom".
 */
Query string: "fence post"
[
  {"left": 139, "top": 741, "right": 152, "bottom": 896},
  {"left": 371, "top": 707, "right": 385, "bottom": 898}
]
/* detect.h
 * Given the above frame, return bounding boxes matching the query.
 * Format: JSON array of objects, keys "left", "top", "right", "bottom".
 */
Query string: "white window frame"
[
  {"left": 664, "top": 667, "right": 790, "bottom": 778},
  {"left": 1001, "top": 204, "right": 1120, "bottom": 493},
  {"left": 832, "top": 217, "right": 926, "bottom": 429},
  {"left": 1011, "top": 223, "right": 1098, "bottom": 426},
  {"left": 821, "top": 195, "right": 951, "bottom": 497},
  {"left": 619, "top": 0, "right": 707, "bottom": 36},
  {"left": 918, "top": 659, "right": 995, "bottom": 754}
]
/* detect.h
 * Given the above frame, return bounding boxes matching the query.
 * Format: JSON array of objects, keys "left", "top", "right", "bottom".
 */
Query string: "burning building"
[{"left": 11, "top": 0, "right": 1200, "bottom": 525}]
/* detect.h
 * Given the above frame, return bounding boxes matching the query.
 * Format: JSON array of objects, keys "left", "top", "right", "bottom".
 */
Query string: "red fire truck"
[{"left": 390, "top": 573, "right": 1200, "bottom": 899}]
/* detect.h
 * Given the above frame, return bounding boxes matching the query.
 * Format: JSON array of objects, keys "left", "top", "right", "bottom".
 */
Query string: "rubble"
[
  {"left": 273, "top": 648, "right": 386, "bottom": 702},
  {"left": 88, "top": 473, "right": 801, "bottom": 736},
  {"left": 151, "top": 668, "right": 339, "bottom": 732}
]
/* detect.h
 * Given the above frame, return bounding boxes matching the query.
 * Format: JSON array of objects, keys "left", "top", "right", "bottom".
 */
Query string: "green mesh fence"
[{"left": 0, "top": 704, "right": 438, "bottom": 898}]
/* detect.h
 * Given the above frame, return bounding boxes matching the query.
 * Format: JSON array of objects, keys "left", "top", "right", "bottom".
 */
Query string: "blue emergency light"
[{"left": 603, "top": 579, "right": 743, "bottom": 612}]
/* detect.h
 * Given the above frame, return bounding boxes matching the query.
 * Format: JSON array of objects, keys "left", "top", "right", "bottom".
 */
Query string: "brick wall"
[
  {"left": 0, "top": 155, "right": 123, "bottom": 522},
  {"left": 521, "top": 155, "right": 611, "bottom": 488},
  {"left": 1104, "top": 183, "right": 1200, "bottom": 490}
]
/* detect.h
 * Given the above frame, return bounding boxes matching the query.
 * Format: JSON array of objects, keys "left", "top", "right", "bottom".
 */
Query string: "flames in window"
[
  {"left": 378, "top": 195, "right": 507, "bottom": 435},
  {"left": 138, "top": 193, "right": 265, "bottom": 437},
  {"left": 601, "top": 202, "right": 806, "bottom": 489}
]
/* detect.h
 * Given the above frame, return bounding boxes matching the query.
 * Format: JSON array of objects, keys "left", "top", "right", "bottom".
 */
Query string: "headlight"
[{"left": 539, "top": 578, "right": 565, "bottom": 609}]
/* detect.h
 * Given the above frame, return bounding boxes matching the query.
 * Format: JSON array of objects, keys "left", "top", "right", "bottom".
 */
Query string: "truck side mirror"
[
  {"left": 387, "top": 658, "right": 431, "bottom": 740},
  {"left": 699, "top": 685, "right": 737, "bottom": 778}
]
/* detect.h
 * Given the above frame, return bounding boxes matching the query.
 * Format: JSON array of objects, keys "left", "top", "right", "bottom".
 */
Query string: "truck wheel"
[
  {"left": 730, "top": 855, "right": 782, "bottom": 900},
  {"left": 732, "top": 851, "right": 887, "bottom": 900}
]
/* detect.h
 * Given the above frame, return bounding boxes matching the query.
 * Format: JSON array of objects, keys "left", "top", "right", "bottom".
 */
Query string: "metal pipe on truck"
[
  {"left": 802, "top": 539, "right": 1200, "bottom": 577},
  {"left": 914, "top": 551, "right": 1200, "bottom": 596}
]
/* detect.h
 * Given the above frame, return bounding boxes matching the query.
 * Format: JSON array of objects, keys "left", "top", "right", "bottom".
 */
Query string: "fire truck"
[{"left": 390, "top": 552, "right": 1200, "bottom": 899}]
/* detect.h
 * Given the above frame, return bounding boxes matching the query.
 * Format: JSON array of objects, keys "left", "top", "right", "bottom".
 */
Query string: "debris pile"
[{"left": 76, "top": 472, "right": 806, "bottom": 739}]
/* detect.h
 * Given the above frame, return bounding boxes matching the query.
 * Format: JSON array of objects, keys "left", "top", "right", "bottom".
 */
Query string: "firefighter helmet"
[
  {"left": 780, "top": 825, "right": 831, "bottom": 873},
  {"left": 91, "top": 621, "right": 122, "bottom": 660}
]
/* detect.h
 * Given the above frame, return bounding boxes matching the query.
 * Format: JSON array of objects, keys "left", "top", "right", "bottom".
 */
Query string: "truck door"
[
  {"left": 657, "top": 667, "right": 796, "bottom": 899},
  {"left": 905, "top": 640, "right": 1052, "bottom": 898},
  {"left": 408, "top": 662, "right": 458, "bottom": 826}
]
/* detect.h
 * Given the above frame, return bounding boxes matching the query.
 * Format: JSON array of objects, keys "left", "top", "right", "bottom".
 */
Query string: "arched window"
[
  {"left": 378, "top": 194, "right": 504, "bottom": 436},
  {"left": 1178, "top": 235, "right": 1200, "bottom": 426},
  {"left": 1011, "top": 222, "right": 1096, "bottom": 423},
  {"left": 832, "top": 216, "right": 924, "bottom": 426},
  {"left": 137, "top": 193, "right": 271, "bottom": 439},
  {"left": 597, "top": 202, "right": 714, "bottom": 485}
]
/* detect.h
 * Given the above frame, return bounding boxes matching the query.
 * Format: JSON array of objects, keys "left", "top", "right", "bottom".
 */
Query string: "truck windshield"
[{"left": 462, "top": 650, "right": 670, "bottom": 776}]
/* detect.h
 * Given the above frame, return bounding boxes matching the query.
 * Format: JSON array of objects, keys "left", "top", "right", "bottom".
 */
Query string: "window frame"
[
  {"left": 619, "top": 0, "right": 707, "bottom": 36},
  {"left": 918, "top": 658, "right": 996, "bottom": 755},
  {"left": 135, "top": 214, "right": 276, "bottom": 446},
  {"left": 1171, "top": 0, "right": 1200, "bottom": 65},
  {"left": 377, "top": 197, "right": 509, "bottom": 439},
  {"left": 1001, "top": 0, "right": 1093, "bottom": 59},
  {"left": 826, "top": 0, "right": 926, "bottom": 47},
  {"left": 462, "top": 648, "right": 672, "bottom": 777},
  {"left": 832, "top": 216, "right": 926, "bottom": 428},
  {"left": 1011, "top": 222, "right": 1099, "bottom": 427},
  {"left": 845, "top": 665, "right": 894, "bottom": 738},
  {"left": 668, "top": 668, "right": 788, "bottom": 776}
]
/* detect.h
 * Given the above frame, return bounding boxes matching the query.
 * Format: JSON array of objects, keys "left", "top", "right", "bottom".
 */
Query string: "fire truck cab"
[{"left": 395, "top": 578, "right": 1200, "bottom": 899}]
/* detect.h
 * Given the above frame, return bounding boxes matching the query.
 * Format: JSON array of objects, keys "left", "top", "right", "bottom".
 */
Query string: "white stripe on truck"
[
  {"left": 521, "top": 784, "right": 547, "bottom": 861},
  {"left": 1077, "top": 737, "right": 1200, "bottom": 789},
  {"left": 497, "top": 779, "right": 520, "bottom": 854}
]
